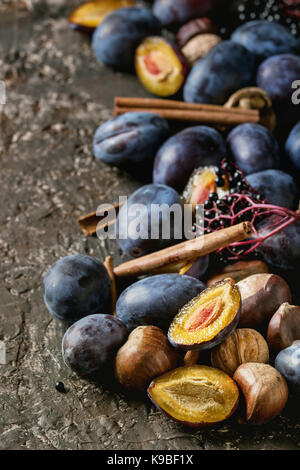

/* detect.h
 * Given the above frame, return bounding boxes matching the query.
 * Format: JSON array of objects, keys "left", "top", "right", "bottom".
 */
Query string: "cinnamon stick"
[
  {"left": 115, "top": 97, "right": 258, "bottom": 116},
  {"left": 183, "top": 351, "right": 201, "bottom": 366},
  {"left": 114, "top": 221, "right": 252, "bottom": 278},
  {"left": 78, "top": 202, "right": 122, "bottom": 236},
  {"left": 115, "top": 106, "right": 259, "bottom": 126},
  {"left": 104, "top": 256, "right": 117, "bottom": 316}
]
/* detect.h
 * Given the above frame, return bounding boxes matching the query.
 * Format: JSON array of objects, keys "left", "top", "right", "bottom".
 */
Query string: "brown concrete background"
[{"left": 0, "top": 0, "right": 299, "bottom": 450}]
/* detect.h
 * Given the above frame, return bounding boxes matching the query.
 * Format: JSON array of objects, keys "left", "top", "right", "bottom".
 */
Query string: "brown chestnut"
[
  {"left": 233, "top": 363, "right": 288, "bottom": 424},
  {"left": 207, "top": 260, "right": 269, "bottom": 287},
  {"left": 267, "top": 303, "right": 300, "bottom": 352},
  {"left": 115, "top": 325, "right": 179, "bottom": 392},
  {"left": 176, "top": 17, "right": 217, "bottom": 48},
  {"left": 211, "top": 328, "right": 269, "bottom": 376},
  {"left": 237, "top": 273, "right": 291, "bottom": 328},
  {"left": 181, "top": 34, "right": 222, "bottom": 65}
]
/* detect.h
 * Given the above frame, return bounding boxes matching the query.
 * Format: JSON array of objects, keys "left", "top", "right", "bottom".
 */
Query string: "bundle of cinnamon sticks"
[{"left": 114, "top": 97, "right": 261, "bottom": 127}]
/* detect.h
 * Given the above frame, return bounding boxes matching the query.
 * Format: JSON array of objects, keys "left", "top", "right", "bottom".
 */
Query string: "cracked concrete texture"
[{"left": 0, "top": 0, "right": 299, "bottom": 450}]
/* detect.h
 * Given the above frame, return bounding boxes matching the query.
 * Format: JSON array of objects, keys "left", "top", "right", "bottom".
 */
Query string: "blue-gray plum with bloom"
[
  {"left": 116, "top": 274, "right": 206, "bottom": 331},
  {"left": 153, "top": 125, "right": 226, "bottom": 192},
  {"left": 62, "top": 314, "right": 128, "bottom": 378},
  {"left": 226, "top": 123, "right": 280, "bottom": 176},
  {"left": 246, "top": 169, "right": 298, "bottom": 210},
  {"left": 257, "top": 54, "right": 300, "bottom": 135},
  {"left": 115, "top": 184, "right": 183, "bottom": 258},
  {"left": 92, "top": 7, "right": 161, "bottom": 70},
  {"left": 285, "top": 121, "right": 300, "bottom": 172},
  {"left": 183, "top": 41, "right": 255, "bottom": 105},
  {"left": 275, "top": 341, "right": 300, "bottom": 392},
  {"left": 93, "top": 112, "right": 169, "bottom": 177},
  {"left": 44, "top": 255, "right": 111, "bottom": 322},
  {"left": 231, "top": 20, "right": 300, "bottom": 63}
]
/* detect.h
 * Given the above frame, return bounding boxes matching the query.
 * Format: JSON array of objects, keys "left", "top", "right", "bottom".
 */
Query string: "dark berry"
[
  {"left": 205, "top": 210, "right": 215, "bottom": 219},
  {"left": 55, "top": 381, "right": 67, "bottom": 394},
  {"left": 215, "top": 177, "right": 225, "bottom": 187},
  {"left": 216, "top": 167, "right": 225, "bottom": 176},
  {"left": 204, "top": 200, "right": 213, "bottom": 210},
  {"left": 233, "top": 171, "right": 242, "bottom": 181},
  {"left": 209, "top": 192, "right": 218, "bottom": 201}
]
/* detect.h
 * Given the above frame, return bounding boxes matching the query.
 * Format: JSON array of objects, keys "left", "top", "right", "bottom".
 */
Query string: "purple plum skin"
[
  {"left": 184, "top": 255, "right": 209, "bottom": 280},
  {"left": 43, "top": 255, "right": 112, "bottom": 323},
  {"left": 153, "top": 125, "right": 226, "bottom": 192},
  {"left": 116, "top": 274, "right": 206, "bottom": 332},
  {"left": 231, "top": 20, "right": 300, "bottom": 63},
  {"left": 115, "top": 184, "right": 183, "bottom": 258},
  {"left": 285, "top": 121, "right": 300, "bottom": 172},
  {"left": 92, "top": 7, "right": 161, "bottom": 70},
  {"left": 256, "top": 217, "right": 300, "bottom": 270},
  {"left": 226, "top": 123, "right": 280, "bottom": 176},
  {"left": 152, "top": 0, "right": 217, "bottom": 28},
  {"left": 62, "top": 314, "right": 128, "bottom": 378},
  {"left": 257, "top": 54, "right": 300, "bottom": 135},
  {"left": 275, "top": 341, "right": 300, "bottom": 392},
  {"left": 93, "top": 112, "right": 169, "bottom": 177},
  {"left": 183, "top": 41, "right": 255, "bottom": 105},
  {"left": 246, "top": 169, "right": 298, "bottom": 210}
]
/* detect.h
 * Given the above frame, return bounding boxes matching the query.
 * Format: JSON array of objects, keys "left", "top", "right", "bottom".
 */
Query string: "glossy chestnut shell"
[
  {"left": 211, "top": 328, "right": 269, "bottom": 376},
  {"left": 233, "top": 363, "right": 288, "bottom": 425},
  {"left": 267, "top": 303, "right": 300, "bottom": 352},
  {"left": 115, "top": 326, "right": 179, "bottom": 392},
  {"left": 148, "top": 365, "right": 239, "bottom": 427},
  {"left": 168, "top": 278, "right": 241, "bottom": 351},
  {"left": 237, "top": 273, "right": 291, "bottom": 328}
]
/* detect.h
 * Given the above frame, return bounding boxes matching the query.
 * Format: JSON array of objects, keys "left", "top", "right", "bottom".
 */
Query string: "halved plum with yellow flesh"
[
  {"left": 168, "top": 278, "right": 241, "bottom": 351},
  {"left": 182, "top": 166, "right": 229, "bottom": 205},
  {"left": 147, "top": 365, "right": 239, "bottom": 427},
  {"left": 135, "top": 37, "right": 189, "bottom": 97},
  {"left": 68, "top": 0, "right": 134, "bottom": 32}
]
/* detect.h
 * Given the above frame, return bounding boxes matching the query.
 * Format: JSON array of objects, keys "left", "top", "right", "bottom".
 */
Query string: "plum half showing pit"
[
  {"left": 168, "top": 278, "right": 241, "bottom": 351},
  {"left": 147, "top": 365, "right": 239, "bottom": 427},
  {"left": 135, "top": 37, "right": 189, "bottom": 97},
  {"left": 68, "top": 0, "right": 134, "bottom": 32}
]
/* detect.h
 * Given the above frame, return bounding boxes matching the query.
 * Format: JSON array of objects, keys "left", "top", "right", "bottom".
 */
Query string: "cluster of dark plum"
[
  {"left": 81, "top": 1, "right": 300, "bottom": 268},
  {"left": 42, "top": 1, "right": 300, "bottom": 422}
]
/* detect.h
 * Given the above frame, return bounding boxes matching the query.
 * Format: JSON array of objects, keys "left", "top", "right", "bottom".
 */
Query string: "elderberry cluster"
[{"left": 201, "top": 161, "right": 267, "bottom": 262}]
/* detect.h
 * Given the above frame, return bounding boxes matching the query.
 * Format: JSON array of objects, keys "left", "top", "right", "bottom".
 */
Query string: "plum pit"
[{"left": 135, "top": 37, "right": 189, "bottom": 97}]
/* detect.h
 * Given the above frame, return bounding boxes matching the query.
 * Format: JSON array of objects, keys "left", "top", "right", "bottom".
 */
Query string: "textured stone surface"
[{"left": 0, "top": 0, "right": 299, "bottom": 450}]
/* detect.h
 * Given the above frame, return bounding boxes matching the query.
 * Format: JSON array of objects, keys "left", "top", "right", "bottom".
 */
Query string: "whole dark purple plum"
[
  {"left": 115, "top": 184, "right": 183, "bottom": 258},
  {"left": 256, "top": 217, "right": 300, "bottom": 270},
  {"left": 275, "top": 341, "right": 300, "bottom": 392},
  {"left": 43, "top": 255, "right": 112, "bottom": 322},
  {"left": 183, "top": 255, "right": 209, "bottom": 280},
  {"left": 62, "top": 314, "right": 128, "bottom": 378},
  {"left": 92, "top": 7, "right": 161, "bottom": 70},
  {"left": 183, "top": 41, "right": 255, "bottom": 105},
  {"left": 152, "top": 0, "right": 217, "bottom": 28},
  {"left": 285, "top": 121, "right": 300, "bottom": 172},
  {"left": 93, "top": 112, "right": 169, "bottom": 177},
  {"left": 231, "top": 20, "right": 300, "bottom": 63},
  {"left": 153, "top": 126, "right": 226, "bottom": 192},
  {"left": 116, "top": 274, "right": 206, "bottom": 331},
  {"left": 226, "top": 123, "right": 280, "bottom": 176},
  {"left": 257, "top": 54, "right": 300, "bottom": 135},
  {"left": 246, "top": 169, "right": 298, "bottom": 210}
]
